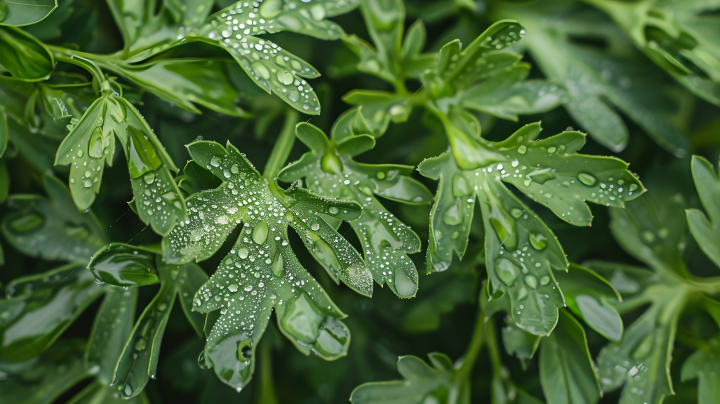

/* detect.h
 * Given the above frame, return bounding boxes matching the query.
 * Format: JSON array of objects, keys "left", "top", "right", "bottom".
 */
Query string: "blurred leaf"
[
  {"left": 2, "top": 176, "right": 107, "bottom": 262},
  {"left": 87, "top": 244, "right": 160, "bottom": 287},
  {"left": 681, "top": 335, "right": 720, "bottom": 404},
  {"left": 0, "top": 339, "right": 90, "bottom": 404},
  {"left": 350, "top": 353, "right": 469, "bottom": 404},
  {"left": 496, "top": 2, "right": 689, "bottom": 155},
  {"left": 0, "top": 0, "right": 57, "bottom": 27},
  {"left": 686, "top": 155, "right": 720, "bottom": 269},
  {"left": 588, "top": 0, "right": 720, "bottom": 106},
  {"left": 0, "top": 26, "right": 53, "bottom": 81},
  {"left": 0, "top": 264, "right": 104, "bottom": 361}
]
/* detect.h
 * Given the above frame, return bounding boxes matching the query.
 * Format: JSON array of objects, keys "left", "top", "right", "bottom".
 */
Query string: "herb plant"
[{"left": 1, "top": 0, "right": 719, "bottom": 403}]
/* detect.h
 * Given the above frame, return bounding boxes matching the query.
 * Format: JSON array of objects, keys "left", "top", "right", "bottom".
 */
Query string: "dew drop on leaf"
[
  {"left": 511, "top": 208, "right": 523, "bottom": 218},
  {"left": 442, "top": 204, "right": 461, "bottom": 226},
  {"left": 495, "top": 258, "right": 519, "bottom": 284},
  {"left": 524, "top": 275, "right": 538, "bottom": 289},
  {"left": 328, "top": 206, "right": 339, "bottom": 214},
  {"left": 529, "top": 233, "right": 548, "bottom": 250},
  {"left": 578, "top": 172, "right": 598, "bottom": 186},
  {"left": 143, "top": 171, "right": 155, "bottom": 184},
  {"left": 253, "top": 221, "right": 268, "bottom": 244},
  {"left": 518, "top": 145, "right": 527, "bottom": 154}
]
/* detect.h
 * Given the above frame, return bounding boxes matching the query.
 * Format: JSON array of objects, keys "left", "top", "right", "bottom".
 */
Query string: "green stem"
[
  {"left": 263, "top": 109, "right": 300, "bottom": 180},
  {"left": 456, "top": 293, "right": 487, "bottom": 377},
  {"left": 255, "top": 342, "right": 279, "bottom": 404},
  {"left": 484, "top": 318, "right": 503, "bottom": 376}
]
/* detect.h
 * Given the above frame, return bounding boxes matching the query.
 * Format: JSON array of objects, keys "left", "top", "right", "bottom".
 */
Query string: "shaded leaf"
[
  {"left": 0, "top": 0, "right": 57, "bottom": 26},
  {"left": 350, "top": 353, "right": 469, "bottom": 404},
  {"left": 1, "top": 176, "right": 107, "bottom": 262},
  {"left": 0, "top": 25, "right": 53, "bottom": 81},
  {"left": 686, "top": 155, "right": 720, "bottom": 269},
  {"left": 0, "top": 264, "right": 104, "bottom": 361},
  {"left": 88, "top": 244, "right": 160, "bottom": 287},
  {"left": 539, "top": 310, "right": 601, "bottom": 404}
]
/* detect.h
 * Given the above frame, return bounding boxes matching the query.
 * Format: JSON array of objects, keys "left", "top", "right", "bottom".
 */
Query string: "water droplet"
[
  {"left": 442, "top": 203, "right": 462, "bottom": 226},
  {"left": 518, "top": 145, "right": 527, "bottom": 154},
  {"left": 277, "top": 71, "right": 294, "bottom": 85},
  {"left": 578, "top": 172, "right": 597, "bottom": 187},
  {"left": 511, "top": 208, "right": 523, "bottom": 218},
  {"left": 143, "top": 171, "right": 156, "bottom": 184},
  {"left": 311, "top": 223, "right": 320, "bottom": 231},
  {"left": 253, "top": 221, "right": 268, "bottom": 244},
  {"left": 376, "top": 171, "right": 386, "bottom": 179},
  {"left": 84, "top": 170, "right": 92, "bottom": 178},
  {"left": 394, "top": 270, "right": 416, "bottom": 297},
  {"left": 228, "top": 284, "right": 238, "bottom": 292},
  {"left": 272, "top": 253, "right": 284, "bottom": 277},
  {"left": 231, "top": 164, "right": 239, "bottom": 174},
  {"left": 309, "top": 4, "right": 326, "bottom": 20},
  {"left": 124, "top": 384, "right": 133, "bottom": 396},
  {"left": 452, "top": 174, "right": 471, "bottom": 196},
  {"left": 516, "top": 286, "right": 528, "bottom": 301},
  {"left": 84, "top": 180, "right": 92, "bottom": 188},
  {"left": 135, "top": 338, "right": 147, "bottom": 351},
  {"left": 328, "top": 206, "right": 339, "bottom": 215},
  {"left": 238, "top": 248, "right": 249, "bottom": 259},
  {"left": 77, "top": 149, "right": 84, "bottom": 157},
  {"left": 495, "top": 258, "right": 519, "bottom": 284},
  {"left": 490, "top": 217, "right": 517, "bottom": 250},
  {"left": 210, "top": 156, "right": 221, "bottom": 167},
  {"left": 642, "top": 230, "right": 655, "bottom": 243},
  {"left": 529, "top": 233, "right": 547, "bottom": 250},
  {"left": 524, "top": 275, "right": 538, "bottom": 289},
  {"left": 629, "top": 184, "right": 638, "bottom": 192},
  {"left": 540, "top": 276, "right": 550, "bottom": 285},
  {"left": 527, "top": 168, "right": 556, "bottom": 184}
]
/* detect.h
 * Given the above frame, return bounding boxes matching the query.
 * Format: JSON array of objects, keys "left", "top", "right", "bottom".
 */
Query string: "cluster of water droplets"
[
  {"left": 300, "top": 158, "right": 420, "bottom": 296},
  {"left": 165, "top": 145, "right": 362, "bottom": 388}
]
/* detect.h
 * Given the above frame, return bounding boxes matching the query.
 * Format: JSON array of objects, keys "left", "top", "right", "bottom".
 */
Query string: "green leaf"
[
  {"left": 588, "top": 0, "right": 720, "bottom": 107},
  {"left": 67, "top": 380, "right": 149, "bottom": 404},
  {"left": 108, "top": 0, "right": 359, "bottom": 114},
  {"left": 681, "top": 335, "right": 720, "bottom": 404},
  {"left": 496, "top": 2, "right": 690, "bottom": 154},
  {"left": 1, "top": 176, "right": 107, "bottom": 262},
  {"left": 539, "top": 310, "right": 601, "bottom": 404},
  {"left": 0, "top": 264, "right": 104, "bottom": 361},
  {"left": 163, "top": 140, "right": 372, "bottom": 391},
  {"left": 86, "top": 288, "right": 137, "bottom": 384},
  {"left": 596, "top": 289, "right": 685, "bottom": 404},
  {"left": 419, "top": 122, "right": 642, "bottom": 335},
  {"left": 342, "top": 91, "right": 411, "bottom": 137},
  {"left": 686, "top": 155, "right": 720, "bottom": 269},
  {"left": 555, "top": 264, "right": 623, "bottom": 341},
  {"left": 279, "top": 119, "right": 432, "bottom": 297},
  {"left": 0, "top": 26, "right": 53, "bottom": 81},
  {"left": 111, "top": 260, "right": 207, "bottom": 399},
  {"left": 0, "top": 108, "right": 7, "bottom": 157},
  {"left": 0, "top": 339, "right": 90, "bottom": 404},
  {"left": 610, "top": 193, "right": 687, "bottom": 276},
  {"left": 0, "top": 0, "right": 57, "bottom": 26},
  {"left": 55, "top": 92, "right": 187, "bottom": 235},
  {"left": 350, "top": 353, "right": 469, "bottom": 404},
  {"left": 111, "top": 59, "right": 248, "bottom": 117},
  {"left": 87, "top": 243, "right": 160, "bottom": 287}
]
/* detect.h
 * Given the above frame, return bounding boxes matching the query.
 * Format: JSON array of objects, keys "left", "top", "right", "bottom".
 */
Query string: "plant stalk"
[{"left": 263, "top": 109, "right": 300, "bottom": 180}]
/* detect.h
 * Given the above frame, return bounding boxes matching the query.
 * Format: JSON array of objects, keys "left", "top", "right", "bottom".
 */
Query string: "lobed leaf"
[
  {"left": 350, "top": 353, "right": 469, "bottom": 404},
  {"left": 686, "top": 155, "right": 720, "bottom": 269},
  {"left": 279, "top": 117, "right": 432, "bottom": 297},
  {"left": 0, "top": 0, "right": 57, "bottom": 27},
  {"left": 163, "top": 140, "right": 373, "bottom": 391}
]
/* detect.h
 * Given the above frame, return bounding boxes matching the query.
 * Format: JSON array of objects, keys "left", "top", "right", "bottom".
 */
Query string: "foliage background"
[{"left": 0, "top": 0, "right": 719, "bottom": 403}]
